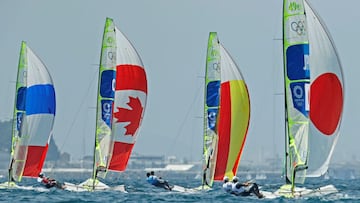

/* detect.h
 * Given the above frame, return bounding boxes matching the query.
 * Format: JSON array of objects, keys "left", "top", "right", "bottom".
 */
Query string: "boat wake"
[{"left": 0, "top": 182, "right": 50, "bottom": 192}]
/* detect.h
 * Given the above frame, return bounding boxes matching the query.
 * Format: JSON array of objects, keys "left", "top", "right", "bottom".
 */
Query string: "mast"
[
  {"left": 283, "top": 0, "right": 310, "bottom": 191},
  {"left": 201, "top": 44, "right": 207, "bottom": 188},
  {"left": 282, "top": 0, "right": 290, "bottom": 186},
  {"left": 202, "top": 32, "right": 220, "bottom": 188},
  {"left": 92, "top": 17, "right": 116, "bottom": 187},
  {"left": 8, "top": 41, "right": 27, "bottom": 183}
]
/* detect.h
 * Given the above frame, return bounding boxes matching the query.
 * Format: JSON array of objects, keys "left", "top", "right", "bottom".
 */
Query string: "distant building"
[{"left": 128, "top": 153, "right": 166, "bottom": 169}]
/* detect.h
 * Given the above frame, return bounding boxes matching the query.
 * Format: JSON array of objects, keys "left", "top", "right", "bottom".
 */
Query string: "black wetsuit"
[{"left": 232, "top": 182, "right": 263, "bottom": 198}]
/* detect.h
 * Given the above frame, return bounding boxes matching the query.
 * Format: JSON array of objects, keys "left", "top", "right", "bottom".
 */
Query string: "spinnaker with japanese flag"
[{"left": 274, "top": 0, "right": 344, "bottom": 198}]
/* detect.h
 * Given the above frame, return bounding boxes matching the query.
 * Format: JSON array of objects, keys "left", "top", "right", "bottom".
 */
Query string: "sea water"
[{"left": 0, "top": 170, "right": 357, "bottom": 202}]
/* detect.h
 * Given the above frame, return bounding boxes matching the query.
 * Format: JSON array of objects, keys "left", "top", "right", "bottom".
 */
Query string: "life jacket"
[
  {"left": 222, "top": 182, "right": 232, "bottom": 193},
  {"left": 42, "top": 177, "right": 50, "bottom": 184},
  {"left": 232, "top": 182, "right": 245, "bottom": 195}
]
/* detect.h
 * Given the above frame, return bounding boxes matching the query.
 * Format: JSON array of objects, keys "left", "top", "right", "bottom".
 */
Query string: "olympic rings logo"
[
  {"left": 212, "top": 62, "right": 220, "bottom": 72},
  {"left": 291, "top": 20, "right": 306, "bottom": 36},
  {"left": 293, "top": 85, "right": 303, "bottom": 99},
  {"left": 107, "top": 51, "right": 113, "bottom": 60}
]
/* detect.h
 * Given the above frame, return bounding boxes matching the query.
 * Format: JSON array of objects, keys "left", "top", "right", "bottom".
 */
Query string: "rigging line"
[
  {"left": 166, "top": 81, "right": 203, "bottom": 158},
  {"left": 56, "top": 67, "right": 98, "bottom": 159},
  {"left": 272, "top": 35, "right": 283, "bottom": 173}
]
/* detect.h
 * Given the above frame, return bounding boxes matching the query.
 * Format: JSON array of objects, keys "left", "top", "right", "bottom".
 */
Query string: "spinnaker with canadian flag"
[
  {"left": 72, "top": 17, "right": 147, "bottom": 192},
  {"left": 201, "top": 32, "right": 250, "bottom": 188},
  {"left": 93, "top": 17, "right": 147, "bottom": 177}
]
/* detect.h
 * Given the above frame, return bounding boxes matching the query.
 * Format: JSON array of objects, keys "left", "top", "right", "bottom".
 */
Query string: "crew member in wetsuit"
[
  {"left": 231, "top": 176, "right": 264, "bottom": 198},
  {"left": 146, "top": 171, "right": 172, "bottom": 191},
  {"left": 37, "top": 173, "right": 65, "bottom": 189}
]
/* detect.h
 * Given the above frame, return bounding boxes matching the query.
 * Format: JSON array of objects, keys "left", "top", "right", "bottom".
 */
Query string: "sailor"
[
  {"left": 231, "top": 176, "right": 264, "bottom": 198},
  {"left": 222, "top": 176, "right": 232, "bottom": 193},
  {"left": 37, "top": 172, "right": 65, "bottom": 189},
  {"left": 146, "top": 171, "right": 172, "bottom": 191}
]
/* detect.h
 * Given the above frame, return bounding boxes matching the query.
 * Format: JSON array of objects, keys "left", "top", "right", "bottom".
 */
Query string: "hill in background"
[{"left": 0, "top": 119, "right": 61, "bottom": 164}]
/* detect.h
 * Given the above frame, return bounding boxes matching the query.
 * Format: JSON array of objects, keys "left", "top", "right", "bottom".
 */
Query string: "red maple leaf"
[{"left": 114, "top": 96, "right": 143, "bottom": 136}]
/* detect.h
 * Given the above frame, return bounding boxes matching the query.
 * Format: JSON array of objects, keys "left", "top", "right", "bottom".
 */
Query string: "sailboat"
[
  {"left": 64, "top": 17, "right": 147, "bottom": 192},
  {"left": 0, "top": 41, "right": 56, "bottom": 189},
  {"left": 275, "top": 0, "right": 344, "bottom": 197},
  {"left": 201, "top": 32, "right": 250, "bottom": 189}
]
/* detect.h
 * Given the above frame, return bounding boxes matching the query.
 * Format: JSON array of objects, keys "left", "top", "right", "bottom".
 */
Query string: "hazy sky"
[{"left": 0, "top": 0, "right": 359, "bottom": 165}]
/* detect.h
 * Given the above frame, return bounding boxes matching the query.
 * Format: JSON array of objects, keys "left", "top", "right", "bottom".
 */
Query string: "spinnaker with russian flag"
[{"left": 1, "top": 41, "right": 56, "bottom": 188}]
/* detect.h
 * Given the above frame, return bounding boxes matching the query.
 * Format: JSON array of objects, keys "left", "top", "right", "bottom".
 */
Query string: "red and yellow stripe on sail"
[{"left": 214, "top": 79, "right": 250, "bottom": 181}]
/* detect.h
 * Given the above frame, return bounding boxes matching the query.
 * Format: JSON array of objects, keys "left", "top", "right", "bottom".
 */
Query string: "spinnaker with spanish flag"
[{"left": 201, "top": 32, "right": 250, "bottom": 189}]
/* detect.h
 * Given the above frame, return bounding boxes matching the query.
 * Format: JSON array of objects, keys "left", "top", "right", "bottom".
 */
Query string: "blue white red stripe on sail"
[{"left": 11, "top": 42, "right": 55, "bottom": 180}]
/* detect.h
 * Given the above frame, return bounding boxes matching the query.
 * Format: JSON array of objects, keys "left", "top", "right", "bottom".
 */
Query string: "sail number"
[{"left": 103, "top": 102, "right": 112, "bottom": 121}]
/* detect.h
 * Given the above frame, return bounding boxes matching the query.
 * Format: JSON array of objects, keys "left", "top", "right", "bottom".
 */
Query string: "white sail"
[{"left": 304, "top": 0, "right": 344, "bottom": 177}]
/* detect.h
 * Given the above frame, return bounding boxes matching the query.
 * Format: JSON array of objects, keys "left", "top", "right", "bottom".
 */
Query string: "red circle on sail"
[{"left": 310, "top": 73, "right": 343, "bottom": 136}]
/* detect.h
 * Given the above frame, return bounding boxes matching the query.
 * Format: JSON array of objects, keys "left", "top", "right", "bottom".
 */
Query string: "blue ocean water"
[{"left": 0, "top": 170, "right": 357, "bottom": 202}]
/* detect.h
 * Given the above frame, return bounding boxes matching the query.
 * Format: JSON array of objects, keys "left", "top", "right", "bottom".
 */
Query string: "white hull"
[
  {"left": 272, "top": 184, "right": 338, "bottom": 198},
  {"left": 63, "top": 179, "right": 127, "bottom": 193},
  {"left": 0, "top": 181, "right": 20, "bottom": 189},
  {"left": 171, "top": 185, "right": 199, "bottom": 193}
]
